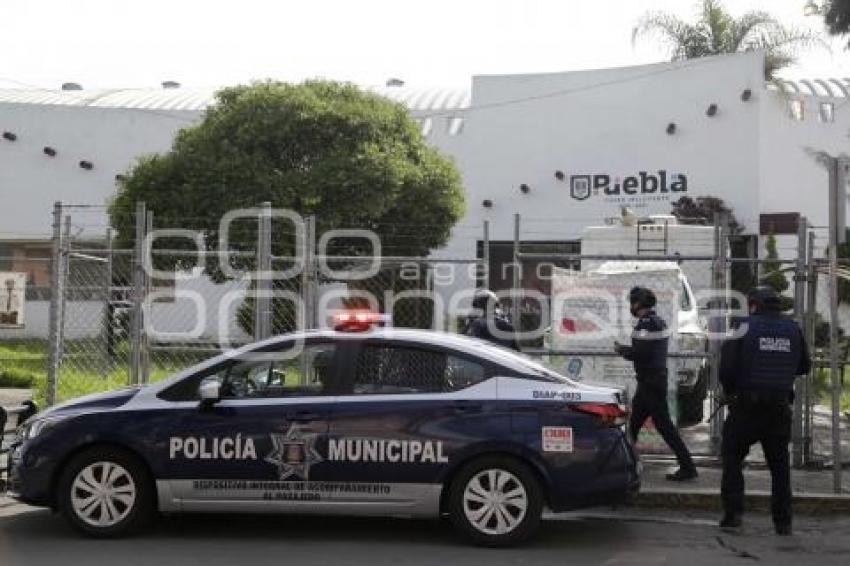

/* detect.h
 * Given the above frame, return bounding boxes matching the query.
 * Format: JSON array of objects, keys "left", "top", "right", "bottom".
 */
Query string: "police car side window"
[
  {"left": 159, "top": 342, "right": 336, "bottom": 401},
  {"left": 351, "top": 345, "right": 486, "bottom": 394},
  {"left": 218, "top": 343, "right": 337, "bottom": 399}
]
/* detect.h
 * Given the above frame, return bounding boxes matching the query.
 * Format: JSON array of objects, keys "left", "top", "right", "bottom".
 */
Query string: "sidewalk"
[{"left": 635, "top": 458, "right": 850, "bottom": 514}]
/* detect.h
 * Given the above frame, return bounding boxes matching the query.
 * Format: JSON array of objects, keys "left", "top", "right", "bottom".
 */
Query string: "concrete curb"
[{"left": 633, "top": 488, "right": 850, "bottom": 514}]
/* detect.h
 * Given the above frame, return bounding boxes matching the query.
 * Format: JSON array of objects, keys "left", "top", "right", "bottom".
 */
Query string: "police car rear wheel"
[
  {"left": 448, "top": 456, "right": 542, "bottom": 546},
  {"left": 58, "top": 447, "right": 154, "bottom": 537}
]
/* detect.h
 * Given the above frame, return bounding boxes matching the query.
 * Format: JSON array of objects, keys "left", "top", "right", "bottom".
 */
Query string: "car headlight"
[{"left": 16, "top": 415, "right": 71, "bottom": 442}]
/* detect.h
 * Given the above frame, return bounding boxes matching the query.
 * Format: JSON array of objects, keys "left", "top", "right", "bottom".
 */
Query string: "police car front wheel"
[
  {"left": 448, "top": 456, "right": 543, "bottom": 546},
  {"left": 58, "top": 446, "right": 154, "bottom": 537}
]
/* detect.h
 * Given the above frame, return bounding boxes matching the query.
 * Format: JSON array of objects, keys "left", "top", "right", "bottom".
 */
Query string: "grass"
[{"left": 0, "top": 340, "right": 191, "bottom": 407}]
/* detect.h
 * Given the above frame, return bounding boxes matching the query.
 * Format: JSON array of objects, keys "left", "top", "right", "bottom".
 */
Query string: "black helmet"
[
  {"left": 628, "top": 286, "right": 656, "bottom": 309},
  {"left": 748, "top": 285, "right": 781, "bottom": 310},
  {"left": 472, "top": 289, "right": 500, "bottom": 312}
]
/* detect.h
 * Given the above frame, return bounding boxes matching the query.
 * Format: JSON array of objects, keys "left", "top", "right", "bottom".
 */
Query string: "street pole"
[{"left": 827, "top": 157, "right": 844, "bottom": 493}]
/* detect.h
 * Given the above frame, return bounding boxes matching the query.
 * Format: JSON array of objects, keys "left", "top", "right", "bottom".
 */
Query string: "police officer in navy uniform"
[
  {"left": 719, "top": 286, "right": 811, "bottom": 535},
  {"left": 465, "top": 289, "right": 521, "bottom": 351},
  {"left": 616, "top": 286, "right": 698, "bottom": 481}
]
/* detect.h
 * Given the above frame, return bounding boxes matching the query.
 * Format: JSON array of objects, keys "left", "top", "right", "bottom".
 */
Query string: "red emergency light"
[{"left": 332, "top": 310, "right": 390, "bottom": 332}]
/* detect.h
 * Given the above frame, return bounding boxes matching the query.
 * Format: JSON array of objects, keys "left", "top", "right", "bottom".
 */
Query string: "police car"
[{"left": 8, "top": 316, "right": 639, "bottom": 546}]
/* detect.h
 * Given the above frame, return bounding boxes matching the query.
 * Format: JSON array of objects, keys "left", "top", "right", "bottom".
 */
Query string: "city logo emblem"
[
  {"left": 265, "top": 424, "right": 324, "bottom": 481},
  {"left": 567, "top": 170, "right": 688, "bottom": 201},
  {"left": 570, "top": 175, "right": 591, "bottom": 201}
]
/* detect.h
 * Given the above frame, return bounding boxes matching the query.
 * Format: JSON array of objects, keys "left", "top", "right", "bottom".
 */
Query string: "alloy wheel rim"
[
  {"left": 71, "top": 461, "right": 136, "bottom": 528},
  {"left": 462, "top": 468, "right": 528, "bottom": 536}
]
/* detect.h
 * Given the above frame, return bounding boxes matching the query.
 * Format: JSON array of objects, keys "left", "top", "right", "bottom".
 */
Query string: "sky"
[{"left": 0, "top": 0, "right": 848, "bottom": 90}]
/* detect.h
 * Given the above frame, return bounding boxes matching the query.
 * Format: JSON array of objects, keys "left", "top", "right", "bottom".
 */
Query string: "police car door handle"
[{"left": 285, "top": 411, "right": 322, "bottom": 422}]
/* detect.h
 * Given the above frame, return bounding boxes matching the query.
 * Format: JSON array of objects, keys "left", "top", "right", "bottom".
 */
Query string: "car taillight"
[{"left": 573, "top": 402, "right": 629, "bottom": 426}]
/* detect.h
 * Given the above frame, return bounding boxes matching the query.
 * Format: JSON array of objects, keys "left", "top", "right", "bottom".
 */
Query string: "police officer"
[
  {"left": 465, "top": 289, "right": 520, "bottom": 351},
  {"left": 615, "top": 286, "right": 698, "bottom": 481},
  {"left": 719, "top": 285, "right": 810, "bottom": 535}
]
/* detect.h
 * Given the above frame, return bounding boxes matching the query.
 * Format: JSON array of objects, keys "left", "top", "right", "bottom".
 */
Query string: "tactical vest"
[{"left": 738, "top": 314, "right": 801, "bottom": 394}]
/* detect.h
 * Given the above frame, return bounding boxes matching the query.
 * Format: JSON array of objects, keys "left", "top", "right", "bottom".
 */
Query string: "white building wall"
[{"left": 0, "top": 103, "right": 199, "bottom": 239}]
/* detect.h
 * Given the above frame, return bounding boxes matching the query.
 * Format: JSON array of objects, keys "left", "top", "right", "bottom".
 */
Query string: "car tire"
[
  {"left": 447, "top": 456, "right": 543, "bottom": 547},
  {"left": 57, "top": 446, "right": 154, "bottom": 538}
]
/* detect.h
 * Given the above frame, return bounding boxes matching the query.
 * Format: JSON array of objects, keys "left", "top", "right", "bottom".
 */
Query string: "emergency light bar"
[{"left": 332, "top": 310, "right": 391, "bottom": 332}]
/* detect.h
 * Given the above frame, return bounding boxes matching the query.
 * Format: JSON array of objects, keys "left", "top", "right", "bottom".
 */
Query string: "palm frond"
[
  {"left": 700, "top": 0, "right": 734, "bottom": 53},
  {"left": 728, "top": 11, "right": 779, "bottom": 51},
  {"left": 632, "top": 12, "right": 692, "bottom": 50}
]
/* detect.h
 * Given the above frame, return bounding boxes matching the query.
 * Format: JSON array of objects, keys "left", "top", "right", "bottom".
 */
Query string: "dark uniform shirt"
[
  {"left": 465, "top": 314, "right": 520, "bottom": 351},
  {"left": 720, "top": 311, "right": 811, "bottom": 399},
  {"left": 619, "top": 310, "right": 669, "bottom": 387}
]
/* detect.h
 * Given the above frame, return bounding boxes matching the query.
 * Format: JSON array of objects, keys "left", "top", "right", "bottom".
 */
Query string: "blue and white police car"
[{"left": 8, "top": 319, "right": 639, "bottom": 546}]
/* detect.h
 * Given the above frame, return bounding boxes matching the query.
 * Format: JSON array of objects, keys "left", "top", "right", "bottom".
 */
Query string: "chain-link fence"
[{"left": 1, "top": 202, "right": 847, "bottom": 491}]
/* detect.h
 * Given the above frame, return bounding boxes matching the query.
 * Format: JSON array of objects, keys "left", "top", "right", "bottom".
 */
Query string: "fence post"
[
  {"left": 792, "top": 217, "right": 808, "bottom": 468},
  {"left": 827, "top": 157, "right": 843, "bottom": 493},
  {"left": 57, "top": 215, "right": 72, "bottom": 364},
  {"left": 804, "top": 231, "right": 817, "bottom": 465},
  {"left": 45, "top": 201, "right": 64, "bottom": 406},
  {"left": 708, "top": 211, "right": 729, "bottom": 453},
  {"left": 129, "top": 201, "right": 146, "bottom": 386},
  {"left": 102, "top": 228, "right": 113, "bottom": 372},
  {"left": 482, "top": 220, "right": 490, "bottom": 291},
  {"left": 302, "top": 214, "right": 317, "bottom": 330},
  {"left": 512, "top": 213, "right": 521, "bottom": 331},
  {"left": 141, "top": 210, "right": 154, "bottom": 383},
  {"left": 254, "top": 201, "right": 272, "bottom": 340}
]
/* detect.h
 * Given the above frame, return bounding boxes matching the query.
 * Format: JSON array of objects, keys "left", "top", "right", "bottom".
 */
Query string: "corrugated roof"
[{"left": 0, "top": 85, "right": 471, "bottom": 112}]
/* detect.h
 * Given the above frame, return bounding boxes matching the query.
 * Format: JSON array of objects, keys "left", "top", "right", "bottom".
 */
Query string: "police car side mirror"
[{"left": 198, "top": 380, "right": 221, "bottom": 408}]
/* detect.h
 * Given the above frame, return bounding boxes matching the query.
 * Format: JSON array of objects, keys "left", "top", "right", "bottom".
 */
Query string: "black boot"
[
  {"left": 665, "top": 467, "right": 698, "bottom": 481},
  {"left": 775, "top": 523, "right": 792, "bottom": 536},
  {"left": 720, "top": 513, "right": 742, "bottom": 530}
]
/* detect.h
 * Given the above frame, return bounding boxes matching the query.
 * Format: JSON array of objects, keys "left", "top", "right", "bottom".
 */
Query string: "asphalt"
[{"left": 2, "top": 501, "right": 850, "bottom": 566}]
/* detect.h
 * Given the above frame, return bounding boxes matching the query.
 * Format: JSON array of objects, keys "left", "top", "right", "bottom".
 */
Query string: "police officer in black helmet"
[
  {"left": 615, "top": 286, "right": 698, "bottom": 481},
  {"left": 465, "top": 289, "right": 520, "bottom": 351},
  {"left": 719, "top": 285, "right": 811, "bottom": 535}
]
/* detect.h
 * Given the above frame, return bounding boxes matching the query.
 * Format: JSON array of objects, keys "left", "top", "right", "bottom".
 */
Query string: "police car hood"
[{"left": 39, "top": 386, "right": 142, "bottom": 418}]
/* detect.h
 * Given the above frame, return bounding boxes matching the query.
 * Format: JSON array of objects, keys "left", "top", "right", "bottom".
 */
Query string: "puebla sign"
[{"left": 569, "top": 170, "right": 688, "bottom": 201}]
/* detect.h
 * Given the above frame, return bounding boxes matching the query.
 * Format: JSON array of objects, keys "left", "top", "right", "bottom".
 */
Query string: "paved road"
[{"left": 1, "top": 501, "right": 849, "bottom": 566}]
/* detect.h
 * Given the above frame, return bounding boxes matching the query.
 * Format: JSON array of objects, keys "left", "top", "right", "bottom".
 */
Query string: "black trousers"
[
  {"left": 629, "top": 382, "right": 696, "bottom": 472},
  {"left": 721, "top": 400, "right": 792, "bottom": 526}
]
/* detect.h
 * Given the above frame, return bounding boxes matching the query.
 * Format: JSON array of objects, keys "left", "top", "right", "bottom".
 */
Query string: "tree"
[
  {"left": 671, "top": 196, "right": 756, "bottom": 293},
  {"left": 109, "top": 80, "right": 465, "bottom": 333},
  {"left": 670, "top": 195, "right": 742, "bottom": 234},
  {"left": 819, "top": 1, "right": 850, "bottom": 47},
  {"left": 633, "top": 0, "right": 824, "bottom": 78},
  {"left": 762, "top": 233, "right": 789, "bottom": 293}
]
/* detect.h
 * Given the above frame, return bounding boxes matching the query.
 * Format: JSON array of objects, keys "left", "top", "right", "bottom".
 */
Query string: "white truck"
[{"left": 544, "top": 215, "right": 713, "bottom": 427}]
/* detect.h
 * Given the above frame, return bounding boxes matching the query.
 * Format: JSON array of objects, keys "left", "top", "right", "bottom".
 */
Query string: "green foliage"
[
  {"left": 835, "top": 229, "right": 850, "bottom": 303},
  {"left": 633, "top": 0, "right": 825, "bottom": 78},
  {"left": 0, "top": 367, "right": 36, "bottom": 388},
  {"left": 670, "top": 195, "right": 756, "bottom": 293},
  {"left": 109, "top": 81, "right": 466, "bottom": 273},
  {"left": 823, "top": 1, "right": 850, "bottom": 47},
  {"left": 762, "top": 233, "right": 789, "bottom": 293},
  {"left": 670, "top": 195, "right": 742, "bottom": 233}
]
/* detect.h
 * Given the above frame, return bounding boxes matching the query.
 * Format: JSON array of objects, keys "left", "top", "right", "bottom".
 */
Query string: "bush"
[{"left": 0, "top": 368, "right": 37, "bottom": 388}]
